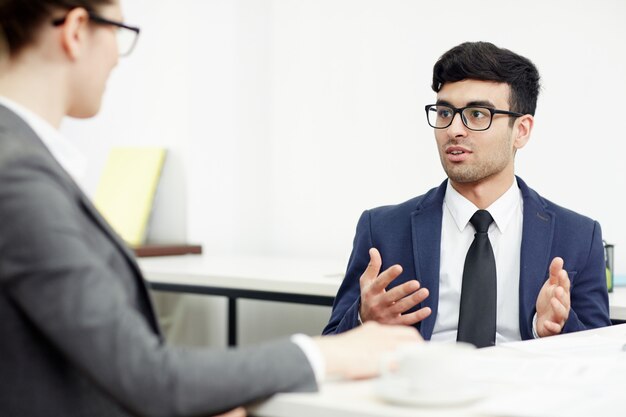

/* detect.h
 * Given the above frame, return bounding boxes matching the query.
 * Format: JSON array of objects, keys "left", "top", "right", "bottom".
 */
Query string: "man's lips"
[{"left": 445, "top": 146, "right": 472, "bottom": 162}]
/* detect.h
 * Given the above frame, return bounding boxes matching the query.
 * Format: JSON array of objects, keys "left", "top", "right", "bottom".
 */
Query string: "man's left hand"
[{"left": 535, "top": 257, "right": 571, "bottom": 337}]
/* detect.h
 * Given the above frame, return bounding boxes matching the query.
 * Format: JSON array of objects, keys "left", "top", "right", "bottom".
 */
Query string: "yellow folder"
[{"left": 94, "top": 147, "right": 167, "bottom": 247}]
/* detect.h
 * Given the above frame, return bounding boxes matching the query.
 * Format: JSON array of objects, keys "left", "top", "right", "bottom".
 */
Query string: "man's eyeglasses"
[
  {"left": 425, "top": 104, "right": 524, "bottom": 131},
  {"left": 52, "top": 12, "right": 140, "bottom": 57}
]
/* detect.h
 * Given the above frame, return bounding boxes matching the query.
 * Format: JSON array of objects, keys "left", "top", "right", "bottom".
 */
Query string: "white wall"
[
  {"left": 62, "top": 0, "right": 626, "bottom": 345},
  {"left": 265, "top": 0, "right": 626, "bottom": 268}
]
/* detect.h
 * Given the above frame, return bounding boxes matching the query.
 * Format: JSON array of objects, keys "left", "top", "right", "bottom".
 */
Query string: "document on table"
[
  {"left": 473, "top": 335, "right": 626, "bottom": 417},
  {"left": 500, "top": 334, "right": 626, "bottom": 357}
]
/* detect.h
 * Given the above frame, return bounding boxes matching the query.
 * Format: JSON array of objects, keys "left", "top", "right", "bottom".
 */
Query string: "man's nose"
[{"left": 446, "top": 112, "right": 468, "bottom": 138}]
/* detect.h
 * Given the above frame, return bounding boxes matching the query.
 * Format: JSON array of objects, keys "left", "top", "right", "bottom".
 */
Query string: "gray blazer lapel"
[
  {"left": 0, "top": 105, "right": 161, "bottom": 335},
  {"left": 410, "top": 181, "right": 446, "bottom": 339},
  {"left": 517, "top": 177, "right": 555, "bottom": 339},
  {"left": 77, "top": 186, "right": 162, "bottom": 336},
  {"left": 78, "top": 192, "right": 140, "bottom": 270}
]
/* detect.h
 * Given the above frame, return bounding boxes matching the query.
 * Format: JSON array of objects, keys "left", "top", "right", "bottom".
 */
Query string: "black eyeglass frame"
[
  {"left": 425, "top": 104, "right": 524, "bottom": 131},
  {"left": 52, "top": 11, "right": 140, "bottom": 56}
]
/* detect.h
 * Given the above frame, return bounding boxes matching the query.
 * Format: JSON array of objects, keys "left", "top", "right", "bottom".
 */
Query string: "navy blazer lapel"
[
  {"left": 517, "top": 177, "right": 555, "bottom": 339},
  {"left": 410, "top": 180, "right": 446, "bottom": 339}
]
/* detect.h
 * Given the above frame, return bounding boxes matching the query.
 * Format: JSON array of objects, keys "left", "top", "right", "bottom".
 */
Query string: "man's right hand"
[{"left": 359, "top": 248, "right": 431, "bottom": 325}]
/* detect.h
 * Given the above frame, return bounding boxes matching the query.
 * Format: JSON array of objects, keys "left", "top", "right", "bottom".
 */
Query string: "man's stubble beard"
[{"left": 440, "top": 133, "right": 514, "bottom": 184}]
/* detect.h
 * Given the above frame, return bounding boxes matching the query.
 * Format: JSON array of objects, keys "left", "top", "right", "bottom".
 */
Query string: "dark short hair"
[
  {"left": 0, "top": 0, "right": 113, "bottom": 57},
  {"left": 431, "top": 42, "right": 541, "bottom": 116}
]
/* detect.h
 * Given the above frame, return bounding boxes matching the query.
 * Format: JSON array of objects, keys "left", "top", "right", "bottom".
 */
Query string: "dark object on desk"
[
  {"left": 134, "top": 244, "right": 202, "bottom": 258},
  {"left": 605, "top": 241, "right": 614, "bottom": 293}
]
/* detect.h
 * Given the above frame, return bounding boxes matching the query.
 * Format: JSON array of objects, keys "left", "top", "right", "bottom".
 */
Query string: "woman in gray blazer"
[{"left": 0, "top": 1, "right": 420, "bottom": 416}]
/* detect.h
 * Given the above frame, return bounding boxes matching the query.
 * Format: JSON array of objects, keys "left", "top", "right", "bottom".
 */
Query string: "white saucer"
[{"left": 375, "top": 377, "right": 487, "bottom": 407}]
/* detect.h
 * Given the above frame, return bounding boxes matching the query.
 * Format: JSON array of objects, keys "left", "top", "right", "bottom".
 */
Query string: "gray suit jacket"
[{"left": 0, "top": 105, "right": 317, "bottom": 417}]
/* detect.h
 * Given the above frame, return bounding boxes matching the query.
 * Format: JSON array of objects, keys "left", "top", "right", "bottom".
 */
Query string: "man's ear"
[
  {"left": 59, "top": 8, "right": 90, "bottom": 60},
  {"left": 513, "top": 114, "right": 533, "bottom": 150}
]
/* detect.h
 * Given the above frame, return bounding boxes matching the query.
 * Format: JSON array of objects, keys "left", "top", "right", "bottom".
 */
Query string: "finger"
[
  {"left": 550, "top": 296, "right": 568, "bottom": 321},
  {"left": 542, "top": 320, "right": 562, "bottom": 335},
  {"left": 383, "top": 323, "right": 424, "bottom": 342},
  {"left": 557, "top": 269, "right": 570, "bottom": 293},
  {"left": 543, "top": 283, "right": 557, "bottom": 298},
  {"left": 552, "top": 284, "right": 565, "bottom": 301},
  {"left": 557, "top": 285, "right": 571, "bottom": 309},
  {"left": 537, "top": 281, "right": 555, "bottom": 311},
  {"left": 370, "top": 264, "right": 403, "bottom": 293},
  {"left": 548, "top": 257, "right": 564, "bottom": 285},
  {"left": 213, "top": 407, "right": 246, "bottom": 417},
  {"left": 384, "top": 280, "right": 420, "bottom": 303},
  {"left": 559, "top": 291, "right": 572, "bottom": 308},
  {"left": 395, "top": 307, "right": 432, "bottom": 326},
  {"left": 359, "top": 248, "right": 383, "bottom": 286},
  {"left": 389, "top": 287, "right": 429, "bottom": 315},
  {"left": 357, "top": 322, "right": 423, "bottom": 346}
]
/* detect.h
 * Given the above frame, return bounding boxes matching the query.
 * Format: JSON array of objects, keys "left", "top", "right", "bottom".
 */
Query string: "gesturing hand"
[
  {"left": 536, "top": 257, "right": 571, "bottom": 337},
  {"left": 358, "top": 248, "right": 431, "bottom": 325}
]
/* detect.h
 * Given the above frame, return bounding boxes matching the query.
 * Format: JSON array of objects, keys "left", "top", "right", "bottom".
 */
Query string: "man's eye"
[
  {"left": 468, "top": 109, "right": 489, "bottom": 119},
  {"left": 438, "top": 109, "right": 452, "bottom": 118}
]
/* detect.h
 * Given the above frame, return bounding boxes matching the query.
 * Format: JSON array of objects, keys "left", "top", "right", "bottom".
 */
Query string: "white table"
[
  {"left": 250, "top": 324, "right": 626, "bottom": 417},
  {"left": 139, "top": 254, "right": 626, "bottom": 344},
  {"left": 139, "top": 255, "right": 345, "bottom": 345}
]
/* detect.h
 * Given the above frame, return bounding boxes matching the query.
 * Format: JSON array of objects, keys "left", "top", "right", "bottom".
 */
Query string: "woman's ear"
[{"left": 58, "top": 7, "right": 90, "bottom": 60}]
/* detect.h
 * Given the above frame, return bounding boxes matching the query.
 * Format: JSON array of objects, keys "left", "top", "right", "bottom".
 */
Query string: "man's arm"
[
  {"left": 562, "top": 220, "right": 611, "bottom": 332},
  {"left": 323, "top": 211, "right": 430, "bottom": 335},
  {"left": 534, "top": 221, "right": 611, "bottom": 337},
  {"left": 323, "top": 211, "right": 375, "bottom": 334}
]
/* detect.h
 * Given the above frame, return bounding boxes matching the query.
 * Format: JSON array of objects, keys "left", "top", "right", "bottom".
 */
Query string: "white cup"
[{"left": 380, "top": 342, "right": 480, "bottom": 402}]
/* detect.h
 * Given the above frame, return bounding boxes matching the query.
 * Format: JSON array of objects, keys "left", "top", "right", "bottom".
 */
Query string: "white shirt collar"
[
  {"left": 0, "top": 96, "right": 87, "bottom": 186},
  {"left": 444, "top": 179, "right": 522, "bottom": 234}
]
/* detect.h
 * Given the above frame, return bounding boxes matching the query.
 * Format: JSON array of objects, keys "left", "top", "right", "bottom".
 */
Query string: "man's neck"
[{"left": 449, "top": 172, "right": 516, "bottom": 209}]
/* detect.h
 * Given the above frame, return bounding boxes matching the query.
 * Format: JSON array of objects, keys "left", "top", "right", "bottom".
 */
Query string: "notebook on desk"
[{"left": 94, "top": 147, "right": 166, "bottom": 247}]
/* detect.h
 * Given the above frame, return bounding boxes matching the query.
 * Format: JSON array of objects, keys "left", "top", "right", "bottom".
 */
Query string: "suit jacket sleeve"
[
  {"left": 322, "top": 211, "right": 372, "bottom": 335},
  {"left": 561, "top": 220, "right": 611, "bottom": 333},
  {"left": 0, "top": 153, "right": 317, "bottom": 416}
]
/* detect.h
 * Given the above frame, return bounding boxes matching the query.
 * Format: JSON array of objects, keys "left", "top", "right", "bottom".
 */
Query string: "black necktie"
[{"left": 457, "top": 209, "right": 497, "bottom": 348}]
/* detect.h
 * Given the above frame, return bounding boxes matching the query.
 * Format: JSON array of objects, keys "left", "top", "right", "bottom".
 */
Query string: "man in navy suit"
[{"left": 323, "top": 42, "right": 610, "bottom": 344}]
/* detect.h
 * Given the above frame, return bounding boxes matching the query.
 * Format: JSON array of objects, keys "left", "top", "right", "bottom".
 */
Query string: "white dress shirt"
[{"left": 431, "top": 180, "right": 524, "bottom": 344}]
